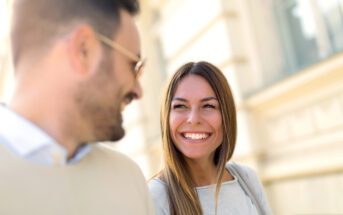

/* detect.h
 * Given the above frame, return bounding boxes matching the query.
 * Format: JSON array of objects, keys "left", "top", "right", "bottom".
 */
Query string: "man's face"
[{"left": 77, "top": 10, "right": 142, "bottom": 142}]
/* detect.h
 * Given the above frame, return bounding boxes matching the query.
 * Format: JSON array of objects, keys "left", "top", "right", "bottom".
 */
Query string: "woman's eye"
[
  {"left": 204, "top": 104, "right": 216, "bottom": 109},
  {"left": 172, "top": 104, "right": 186, "bottom": 109}
]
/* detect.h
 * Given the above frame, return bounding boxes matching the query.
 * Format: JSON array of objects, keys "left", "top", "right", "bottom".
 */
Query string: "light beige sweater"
[{"left": 0, "top": 143, "right": 155, "bottom": 215}]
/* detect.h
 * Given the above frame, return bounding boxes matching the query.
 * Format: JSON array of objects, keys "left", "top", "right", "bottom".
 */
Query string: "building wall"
[
  {"left": 248, "top": 53, "right": 343, "bottom": 214},
  {"left": 0, "top": 0, "right": 14, "bottom": 103}
]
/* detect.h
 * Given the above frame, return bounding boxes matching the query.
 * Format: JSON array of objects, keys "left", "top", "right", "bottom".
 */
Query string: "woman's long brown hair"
[{"left": 159, "top": 61, "right": 237, "bottom": 215}]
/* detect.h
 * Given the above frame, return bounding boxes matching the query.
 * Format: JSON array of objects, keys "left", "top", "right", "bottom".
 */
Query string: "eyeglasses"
[{"left": 94, "top": 32, "right": 145, "bottom": 80}]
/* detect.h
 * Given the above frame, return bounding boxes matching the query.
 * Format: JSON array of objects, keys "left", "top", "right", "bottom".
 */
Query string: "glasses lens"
[{"left": 135, "top": 59, "right": 146, "bottom": 80}]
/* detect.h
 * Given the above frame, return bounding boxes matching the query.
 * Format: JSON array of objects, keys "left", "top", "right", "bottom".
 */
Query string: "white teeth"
[{"left": 184, "top": 133, "right": 209, "bottom": 140}]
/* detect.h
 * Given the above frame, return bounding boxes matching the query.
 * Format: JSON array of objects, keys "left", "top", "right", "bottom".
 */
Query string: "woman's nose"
[{"left": 187, "top": 108, "right": 201, "bottom": 125}]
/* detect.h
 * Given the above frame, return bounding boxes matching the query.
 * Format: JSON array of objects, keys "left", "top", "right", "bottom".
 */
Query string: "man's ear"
[{"left": 68, "top": 26, "right": 102, "bottom": 77}]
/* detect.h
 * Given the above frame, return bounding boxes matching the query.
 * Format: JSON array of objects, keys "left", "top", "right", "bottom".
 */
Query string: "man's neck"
[{"left": 9, "top": 95, "right": 82, "bottom": 159}]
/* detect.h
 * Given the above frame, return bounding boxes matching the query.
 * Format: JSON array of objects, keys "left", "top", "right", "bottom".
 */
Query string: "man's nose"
[{"left": 132, "top": 81, "right": 143, "bottom": 100}]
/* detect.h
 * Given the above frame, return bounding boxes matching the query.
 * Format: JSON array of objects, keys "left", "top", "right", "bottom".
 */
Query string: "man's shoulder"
[
  {"left": 89, "top": 143, "right": 137, "bottom": 166},
  {"left": 86, "top": 143, "right": 143, "bottom": 174}
]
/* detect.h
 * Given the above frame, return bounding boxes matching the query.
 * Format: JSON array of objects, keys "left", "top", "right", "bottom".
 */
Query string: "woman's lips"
[{"left": 181, "top": 132, "right": 212, "bottom": 142}]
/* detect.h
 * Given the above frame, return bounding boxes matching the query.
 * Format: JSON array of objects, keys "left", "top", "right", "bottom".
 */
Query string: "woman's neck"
[
  {"left": 186, "top": 158, "right": 217, "bottom": 186},
  {"left": 186, "top": 158, "right": 234, "bottom": 187}
]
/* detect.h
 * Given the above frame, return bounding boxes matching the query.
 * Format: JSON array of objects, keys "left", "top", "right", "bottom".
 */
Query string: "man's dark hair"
[{"left": 11, "top": 0, "right": 140, "bottom": 65}]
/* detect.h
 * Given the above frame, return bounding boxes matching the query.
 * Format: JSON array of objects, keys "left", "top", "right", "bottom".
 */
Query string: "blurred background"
[{"left": 1, "top": 0, "right": 343, "bottom": 214}]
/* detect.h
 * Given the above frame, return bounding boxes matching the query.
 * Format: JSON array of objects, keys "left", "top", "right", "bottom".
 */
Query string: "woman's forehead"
[{"left": 173, "top": 75, "right": 216, "bottom": 99}]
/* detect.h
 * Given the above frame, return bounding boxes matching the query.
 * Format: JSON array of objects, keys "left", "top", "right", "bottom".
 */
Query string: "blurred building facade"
[
  {"left": 0, "top": 0, "right": 14, "bottom": 103},
  {"left": 1, "top": 0, "right": 343, "bottom": 214}
]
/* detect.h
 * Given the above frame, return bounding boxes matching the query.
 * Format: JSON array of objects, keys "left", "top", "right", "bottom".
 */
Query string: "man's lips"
[
  {"left": 120, "top": 102, "right": 125, "bottom": 112},
  {"left": 120, "top": 95, "right": 134, "bottom": 112}
]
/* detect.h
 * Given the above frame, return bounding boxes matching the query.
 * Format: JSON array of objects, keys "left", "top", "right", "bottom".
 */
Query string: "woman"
[{"left": 148, "top": 61, "right": 272, "bottom": 215}]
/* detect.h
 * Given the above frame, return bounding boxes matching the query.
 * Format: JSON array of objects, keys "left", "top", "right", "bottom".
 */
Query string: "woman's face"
[{"left": 169, "top": 74, "right": 223, "bottom": 162}]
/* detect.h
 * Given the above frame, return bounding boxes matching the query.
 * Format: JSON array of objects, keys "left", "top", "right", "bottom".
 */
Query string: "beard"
[{"left": 75, "top": 53, "right": 125, "bottom": 143}]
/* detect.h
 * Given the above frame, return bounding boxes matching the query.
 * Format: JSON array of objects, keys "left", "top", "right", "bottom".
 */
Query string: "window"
[{"left": 274, "top": 0, "right": 343, "bottom": 73}]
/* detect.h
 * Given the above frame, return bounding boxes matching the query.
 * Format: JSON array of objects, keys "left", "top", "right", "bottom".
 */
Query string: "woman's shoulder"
[
  {"left": 226, "top": 162, "right": 273, "bottom": 215},
  {"left": 148, "top": 177, "right": 167, "bottom": 195},
  {"left": 225, "top": 162, "right": 265, "bottom": 201},
  {"left": 226, "top": 162, "right": 261, "bottom": 185},
  {"left": 148, "top": 177, "right": 170, "bottom": 214}
]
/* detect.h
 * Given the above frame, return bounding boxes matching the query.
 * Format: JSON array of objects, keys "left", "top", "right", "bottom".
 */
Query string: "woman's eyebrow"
[
  {"left": 172, "top": 97, "right": 218, "bottom": 102},
  {"left": 172, "top": 97, "right": 187, "bottom": 102},
  {"left": 200, "top": 97, "right": 218, "bottom": 102}
]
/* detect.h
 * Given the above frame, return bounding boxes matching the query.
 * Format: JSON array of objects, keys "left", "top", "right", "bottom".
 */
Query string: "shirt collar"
[{"left": 0, "top": 104, "right": 90, "bottom": 166}]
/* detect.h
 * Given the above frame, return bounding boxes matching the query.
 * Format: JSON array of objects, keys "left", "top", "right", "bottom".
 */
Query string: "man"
[{"left": 0, "top": 0, "right": 154, "bottom": 214}]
